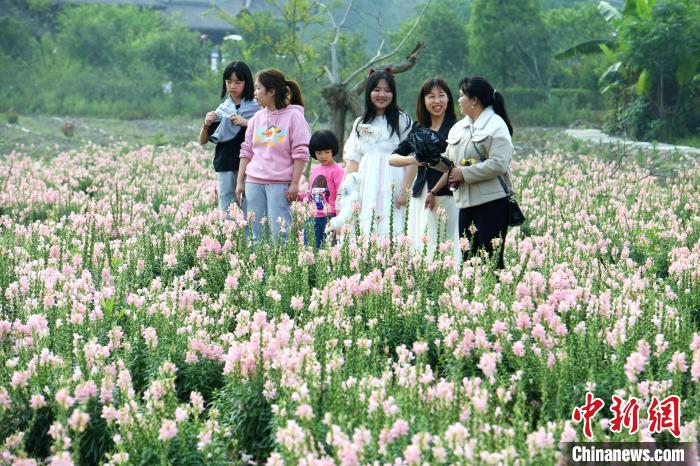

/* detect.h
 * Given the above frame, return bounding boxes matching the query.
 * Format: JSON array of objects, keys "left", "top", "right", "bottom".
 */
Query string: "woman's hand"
[
  {"left": 231, "top": 114, "right": 248, "bottom": 127},
  {"left": 424, "top": 192, "right": 436, "bottom": 211},
  {"left": 235, "top": 179, "right": 245, "bottom": 204},
  {"left": 389, "top": 153, "right": 424, "bottom": 168},
  {"left": 204, "top": 111, "right": 217, "bottom": 126},
  {"left": 448, "top": 167, "right": 464, "bottom": 183},
  {"left": 286, "top": 182, "right": 300, "bottom": 203},
  {"left": 396, "top": 192, "right": 410, "bottom": 208}
]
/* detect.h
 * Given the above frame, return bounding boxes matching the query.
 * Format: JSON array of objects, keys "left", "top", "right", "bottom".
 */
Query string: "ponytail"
[
  {"left": 492, "top": 91, "right": 513, "bottom": 136},
  {"left": 459, "top": 76, "right": 514, "bottom": 136},
  {"left": 257, "top": 68, "right": 305, "bottom": 109},
  {"left": 286, "top": 79, "right": 304, "bottom": 107}
]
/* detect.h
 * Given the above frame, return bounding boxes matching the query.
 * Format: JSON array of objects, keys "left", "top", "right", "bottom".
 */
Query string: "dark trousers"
[
  {"left": 307, "top": 214, "right": 335, "bottom": 248},
  {"left": 458, "top": 197, "right": 509, "bottom": 269}
]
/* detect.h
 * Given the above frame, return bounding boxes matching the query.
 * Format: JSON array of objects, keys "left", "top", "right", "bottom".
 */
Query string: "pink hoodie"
[{"left": 240, "top": 104, "right": 311, "bottom": 183}]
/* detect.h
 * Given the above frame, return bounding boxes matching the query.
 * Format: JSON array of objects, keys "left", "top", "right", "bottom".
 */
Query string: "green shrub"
[
  {"left": 507, "top": 87, "right": 606, "bottom": 127},
  {"left": 1, "top": 3, "right": 215, "bottom": 119},
  {"left": 214, "top": 377, "right": 275, "bottom": 463},
  {"left": 6, "top": 110, "right": 18, "bottom": 124}
]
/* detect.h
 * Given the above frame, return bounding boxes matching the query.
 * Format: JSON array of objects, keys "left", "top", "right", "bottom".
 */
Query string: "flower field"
[{"left": 0, "top": 139, "right": 699, "bottom": 465}]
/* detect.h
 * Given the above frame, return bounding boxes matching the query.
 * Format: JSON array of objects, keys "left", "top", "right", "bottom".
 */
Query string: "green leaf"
[
  {"left": 554, "top": 39, "right": 613, "bottom": 60},
  {"left": 636, "top": 69, "right": 652, "bottom": 95},
  {"left": 599, "top": 61, "right": 622, "bottom": 85},
  {"left": 635, "top": 0, "right": 655, "bottom": 19},
  {"left": 623, "top": 0, "right": 637, "bottom": 17},
  {"left": 676, "top": 57, "right": 699, "bottom": 87},
  {"left": 599, "top": 44, "right": 617, "bottom": 63},
  {"left": 598, "top": 1, "right": 623, "bottom": 22},
  {"left": 601, "top": 82, "right": 617, "bottom": 94}
]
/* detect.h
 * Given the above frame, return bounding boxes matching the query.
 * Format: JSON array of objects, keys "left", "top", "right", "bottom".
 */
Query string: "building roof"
[
  {"left": 162, "top": 0, "right": 247, "bottom": 33},
  {"left": 54, "top": 0, "right": 256, "bottom": 34}
]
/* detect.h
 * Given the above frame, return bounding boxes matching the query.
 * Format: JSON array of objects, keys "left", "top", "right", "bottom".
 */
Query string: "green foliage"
[
  {"left": 55, "top": 5, "right": 158, "bottom": 68},
  {"left": 1, "top": 4, "right": 214, "bottom": 119},
  {"left": 1, "top": 0, "right": 697, "bottom": 134},
  {"left": 540, "top": 0, "right": 597, "bottom": 6},
  {"left": 24, "top": 406, "right": 54, "bottom": 460},
  {"left": 219, "top": 0, "right": 326, "bottom": 117},
  {"left": 469, "top": 0, "right": 553, "bottom": 88},
  {"left": 391, "top": 0, "right": 470, "bottom": 115},
  {"left": 138, "top": 26, "right": 207, "bottom": 83},
  {"left": 613, "top": 0, "right": 700, "bottom": 139},
  {"left": 546, "top": 4, "right": 612, "bottom": 56},
  {"left": 0, "top": 16, "right": 40, "bottom": 62},
  {"left": 78, "top": 400, "right": 113, "bottom": 466},
  {"left": 214, "top": 377, "right": 275, "bottom": 463},
  {"left": 545, "top": 4, "right": 612, "bottom": 91},
  {"left": 6, "top": 110, "right": 18, "bottom": 124},
  {"left": 556, "top": 0, "right": 700, "bottom": 139},
  {"left": 176, "top": 360, "right": 225, "bottom": 406},
  {"left": 506, "top": 87, "right": 606, "bottom": 126}
]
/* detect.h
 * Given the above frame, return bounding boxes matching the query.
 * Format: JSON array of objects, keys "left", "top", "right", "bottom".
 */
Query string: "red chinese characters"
[
  {"left": 647, "top": 395, "right": 681, "bottom": 438},
  {"left": 572, "top": 392, "right": 605, "bottom": 439},
  {"left": 572, "top": 392, "right": 682, "bottom": 439},
  {"left": 609, "top": 395, "right": 640, "bottom": 434}
]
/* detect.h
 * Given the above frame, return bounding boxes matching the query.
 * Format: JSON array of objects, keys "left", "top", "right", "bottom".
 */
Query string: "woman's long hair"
[
  {"left": 459, "top": 76, "right": 513, "bottom": 136},
  {"left": 415, "top": 77, "right": 457, "bottom": 128},
  {"left": 220, "top": 61, "right": 254, "bottom": 101},
  {"left": 257, "top": 68, "right": 304, "bottom": 108},
  {"left": 359, "top": 69, "right": 406, "bottom": 138}
]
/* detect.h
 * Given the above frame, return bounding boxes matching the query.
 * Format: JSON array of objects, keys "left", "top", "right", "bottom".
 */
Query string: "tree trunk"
[
  {"left": 322, "top": 84, "right": 349, "bottom": 161},
  {"left": 322, "top": 84, "right": 363, "bottom": 161},
  {"left": 322, "top": 42, "right": 426, "bottom": 160}
]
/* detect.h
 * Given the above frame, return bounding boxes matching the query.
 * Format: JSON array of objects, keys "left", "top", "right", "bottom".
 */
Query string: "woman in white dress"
[{"left": 342, "top": 70, "right": 413, "bottom": 239}]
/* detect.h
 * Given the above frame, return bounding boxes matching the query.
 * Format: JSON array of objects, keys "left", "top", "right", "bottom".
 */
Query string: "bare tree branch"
[
  {"left": 325, "top": 0, "right": 354, "bottom": 83},
  {"left": 342, "top": 0, "right": 431, "bottom": 87},
  {"left": 323, "top": 65, "right": 334, "bottom": 83},
  {"left": 350, "top": 42, "right": 425, "bottom": 95},
  {"left": 308, "top": 110, "right": 320, "bottom": 130}
]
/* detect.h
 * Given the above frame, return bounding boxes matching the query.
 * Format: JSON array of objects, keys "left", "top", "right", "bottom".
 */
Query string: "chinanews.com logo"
[
  {"left": 565, "top": 443, "right": 696, "bottom": 465},
  {"left": 564, "top": 392, "right": 697, "bottom": 466}
]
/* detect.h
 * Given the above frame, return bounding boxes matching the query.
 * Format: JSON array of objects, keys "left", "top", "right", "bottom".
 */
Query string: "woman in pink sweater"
[{"left": 236, "top": 68, "right": 311, "bottom": 244}]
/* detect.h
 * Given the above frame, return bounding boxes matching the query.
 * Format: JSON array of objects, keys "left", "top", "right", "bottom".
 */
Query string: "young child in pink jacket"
[{"left": 307, "top": 130, "right": 344, "bottom": 247}]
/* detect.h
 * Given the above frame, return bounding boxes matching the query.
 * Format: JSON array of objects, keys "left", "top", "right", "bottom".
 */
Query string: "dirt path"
[{"left": 565, "top": 128, "right": 700, "bottom": 156}]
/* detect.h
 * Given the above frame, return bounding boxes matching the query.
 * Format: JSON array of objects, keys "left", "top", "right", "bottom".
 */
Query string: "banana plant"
[
  {"left": 556, "top": 0, "right": 699, "bottom": 139},
  {"left": 554, "top": 1, "right": 652, "bottom": 98}
]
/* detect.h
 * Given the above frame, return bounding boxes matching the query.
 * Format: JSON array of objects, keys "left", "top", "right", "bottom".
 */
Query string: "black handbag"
[
  {"left": 496, "top": 176, "right": 526, "bottom": 226},
  {"left": 471, "top": 139, "right": 526, "bottom": 227}
]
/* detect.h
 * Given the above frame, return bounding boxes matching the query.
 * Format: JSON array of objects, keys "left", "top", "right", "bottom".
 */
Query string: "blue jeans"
[
  {"left": 244, "top": 182, "right": 291, "bottom": 244},
  {"left": 217, "top": 171, "right": 242, "bottom": 217},
  {"left": 310, "top": 214, "right": 335, "bottom": 248}
]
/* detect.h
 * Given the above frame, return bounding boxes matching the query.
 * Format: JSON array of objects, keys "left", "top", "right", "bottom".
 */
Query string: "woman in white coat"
[{"left": 444, "top": 77, "right": 515, "bottom": 269}]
